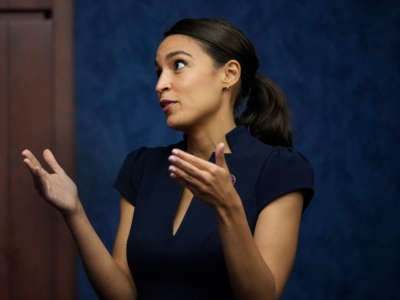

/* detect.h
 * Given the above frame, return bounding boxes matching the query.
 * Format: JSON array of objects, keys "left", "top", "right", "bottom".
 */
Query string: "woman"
[{"left": 22, "top": 18, "right": 314, "bottom": 300}]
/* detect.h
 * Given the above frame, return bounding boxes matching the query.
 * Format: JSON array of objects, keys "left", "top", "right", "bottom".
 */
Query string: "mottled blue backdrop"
[{"left": 75, "top": 1, "right": 399, "bottom": 299}]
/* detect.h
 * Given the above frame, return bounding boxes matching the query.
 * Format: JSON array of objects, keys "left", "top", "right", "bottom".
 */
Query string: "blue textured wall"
[{"left": 75, "top": 1, "right": 399, "bottom": 299}]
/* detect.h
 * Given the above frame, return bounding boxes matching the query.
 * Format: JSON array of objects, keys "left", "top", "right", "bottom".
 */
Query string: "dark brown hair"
[{"left": 164, "top": 18, "right": 292, "bottom": 147}]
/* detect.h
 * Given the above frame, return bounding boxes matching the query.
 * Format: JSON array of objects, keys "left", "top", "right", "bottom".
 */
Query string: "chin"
[
  {"left": 166, "top": 109, "right": 212, "bottom": 133},
  {"left": 166, "top": 115, "right": 185, "bottom": 131},
  {"left": 166, "top": 114, "right": 194, "bottom": 133}
]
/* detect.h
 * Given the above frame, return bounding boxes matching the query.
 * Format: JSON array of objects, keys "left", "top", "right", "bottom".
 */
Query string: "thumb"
[{"left": 215, "top": 143, "right": 229, "bottom": 170}]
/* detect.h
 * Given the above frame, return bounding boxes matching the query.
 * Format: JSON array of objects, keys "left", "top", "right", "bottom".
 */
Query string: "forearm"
[
  {"left": 215, "top": 201, "right": 277, "bottom": 300},
  {"left": 62, "top": 199, "right": 137, "bottom": 300}
]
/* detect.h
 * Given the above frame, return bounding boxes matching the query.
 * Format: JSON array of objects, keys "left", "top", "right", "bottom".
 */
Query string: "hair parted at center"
[{"left": 163, "top": 18, "right": 293, "bottom": 147}]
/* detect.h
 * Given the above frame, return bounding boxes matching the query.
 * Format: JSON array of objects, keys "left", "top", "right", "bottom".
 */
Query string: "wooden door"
[{"left": 0, "top": 1, "right": 76, "bottom": 299}]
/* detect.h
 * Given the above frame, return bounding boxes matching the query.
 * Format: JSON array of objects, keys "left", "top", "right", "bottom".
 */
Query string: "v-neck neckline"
[
  {"left": 171, "top": 187, "right": 193, "bottom": 237},
  {"left": 168, "top": 125, "right": 249, "bottom": 240},
  {"left": 169, "top": 154, "right": 216, "bottom": 240}
]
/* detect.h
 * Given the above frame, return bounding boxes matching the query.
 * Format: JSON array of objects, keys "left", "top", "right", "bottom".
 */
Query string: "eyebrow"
[{"left": 154, "top": 50, "right": 193, "bottom": 67}]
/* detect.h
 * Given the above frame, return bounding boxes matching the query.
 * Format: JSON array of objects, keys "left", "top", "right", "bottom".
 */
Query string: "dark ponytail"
[
  {"left": 235, "top": 73, "right": 292, "bottom": 147},
  {"left": 163, "top": 18, "right": 293, "bottom": 147}
]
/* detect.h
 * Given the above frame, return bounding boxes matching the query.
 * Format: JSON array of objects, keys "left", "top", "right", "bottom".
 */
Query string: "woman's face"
[{"left": 155, "top": 34, "right": 226, "bottom": 131}]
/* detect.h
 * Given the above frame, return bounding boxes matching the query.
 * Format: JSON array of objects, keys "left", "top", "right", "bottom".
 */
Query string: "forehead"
[{"left": 155, "top": 34, "right": 206, "bottom": 62}]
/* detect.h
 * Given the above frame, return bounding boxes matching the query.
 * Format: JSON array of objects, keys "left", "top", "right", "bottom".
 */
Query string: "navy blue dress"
[{"left": 113, "top": 125, "right": 314, "bottom": 299}]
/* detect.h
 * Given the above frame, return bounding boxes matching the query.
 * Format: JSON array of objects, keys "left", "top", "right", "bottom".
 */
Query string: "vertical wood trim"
[
  {"left": 53, "top": 0, "right": 76, "bottom": 299},
  {"left": 0, "top": 21, "right": 9, "bottom": 300},
  {"left": 8, "top": 20, "right": 54, "bottom": 299}
]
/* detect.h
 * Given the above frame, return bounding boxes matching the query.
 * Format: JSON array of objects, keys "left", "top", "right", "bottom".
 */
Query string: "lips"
[{"left": 160, "top": 99, "right": 178, "bottom": 108}]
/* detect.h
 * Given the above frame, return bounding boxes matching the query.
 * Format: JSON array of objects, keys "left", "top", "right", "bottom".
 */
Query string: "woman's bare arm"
[
  {"left": 215, "top": 191, "right": 304, "bottom": 300},
  {"left": 21, "top": 148, "right": 137, "bottom": 300},
  {"left": 112, "top": 196, "right": 137, "bottom": 289},
  {"left": 64, "top": 198, "right": 137, "bottom": 300}
]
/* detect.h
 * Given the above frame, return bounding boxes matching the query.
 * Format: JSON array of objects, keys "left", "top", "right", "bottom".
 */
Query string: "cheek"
[
  {"left": 168, "top": 71, "right": 222, "bottom": 127},
  {"left": 182, "top": 74, "right": 221, "bottom": 110}
]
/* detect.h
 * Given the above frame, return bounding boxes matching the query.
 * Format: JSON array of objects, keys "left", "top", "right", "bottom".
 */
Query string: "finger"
[
  {"left": 170, "top": 148, "right": 214, "bottom": 171},
  {"left": 22, "top": 158, "right": 37, "bottom": 177},
  {"left": 169, "top": 166, "right": 201, "bottom": 194},
  {"left": 215, "top": 143, "right": 229, "bottom": 170},
  {"left": 43, "top": 149, "right": 64, "bottom": 174},
  {"left": 168, "top": 155, "right": 208, "bottom": 184},
  {"left": 22, "top": 157, "right": 35, "bottom": 174},
  {"left": 170, "top": 174, "right": 198, "bottom": 196},
  {"left": 21, "top": 149, "right": 43, "bottom": 170},
  {"left": 23, "top": 160, "right": 47, "bottom": 198},
  {"left": 23, "top": 158, "right": 48, "bottom": 178}
]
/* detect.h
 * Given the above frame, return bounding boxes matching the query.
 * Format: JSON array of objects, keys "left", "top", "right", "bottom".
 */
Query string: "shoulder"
[
  {"left": 262, "top": 146, "right": 314, "bottom": 176},
  {"left": 256, "top": 144, "right": 314, "bottom": 188},
  {"left": 248, "top": 141, "right": 315, "bottom": 214},
  {"left": 243, "top": 132, "right": 312, "bottom": 167}
]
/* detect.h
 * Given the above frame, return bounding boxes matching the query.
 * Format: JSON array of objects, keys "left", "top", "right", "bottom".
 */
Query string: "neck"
[{"left": 184, "top": 120, "right": 236, "bottom": 161}]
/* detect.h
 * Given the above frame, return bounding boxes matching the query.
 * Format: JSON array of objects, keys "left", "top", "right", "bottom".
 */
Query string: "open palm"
[{"left": 21, "top": 148, "right": 79, "bottom": 215}]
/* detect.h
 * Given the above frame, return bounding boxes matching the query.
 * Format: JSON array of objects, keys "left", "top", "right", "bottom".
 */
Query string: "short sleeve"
[
  {"left": 113, "top": 146, "right": 147, "bottom": 206},
  {"left": 255, "top": 147, "right": 315, "bottom": 215}
]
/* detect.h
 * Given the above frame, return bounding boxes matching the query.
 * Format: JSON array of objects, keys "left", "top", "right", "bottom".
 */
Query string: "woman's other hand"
[
  {"left": 168, "top": 143, "right": 241, "bottom": 210},
  {"left": 21, "top": 148, "right": 80, "bottom": 216}
]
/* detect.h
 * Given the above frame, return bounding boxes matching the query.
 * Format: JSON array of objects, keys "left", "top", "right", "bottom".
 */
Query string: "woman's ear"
[{"left": 221, "top": 59, "right": 241, "bottom": 89}]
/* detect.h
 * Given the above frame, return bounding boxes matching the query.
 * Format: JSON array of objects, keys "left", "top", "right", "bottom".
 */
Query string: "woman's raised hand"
[{"left": 21, "top": 148, "right": 80, "bottom": 216}]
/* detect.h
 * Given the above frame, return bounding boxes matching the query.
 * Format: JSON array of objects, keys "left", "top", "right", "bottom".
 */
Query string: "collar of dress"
[{"left": 180, "top": 125, "right": 250, "bottom": 156}]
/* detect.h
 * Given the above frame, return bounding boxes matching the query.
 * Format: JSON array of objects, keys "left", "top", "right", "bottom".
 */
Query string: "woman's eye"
[{"left": 174, "top": 60, "right": 186, "bottom": 70}]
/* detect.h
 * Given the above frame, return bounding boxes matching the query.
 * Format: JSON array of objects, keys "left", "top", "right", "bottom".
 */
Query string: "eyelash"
[{"left": 155, "top": 59, "right": 186, "bottom": 78}]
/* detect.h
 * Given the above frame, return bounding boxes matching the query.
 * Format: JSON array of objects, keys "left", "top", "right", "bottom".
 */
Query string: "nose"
[{"left": 155, "top": 71, "right": 171, "bottom": 94}]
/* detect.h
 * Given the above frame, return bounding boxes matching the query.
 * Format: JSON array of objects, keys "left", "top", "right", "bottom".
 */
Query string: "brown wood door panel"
[
  {"left": 0, "top": 1, "right": 76, "bottom": 297},
  {"left": 8, "top": 20, "right": 56, "bottom": 300}
]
